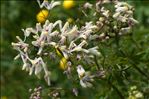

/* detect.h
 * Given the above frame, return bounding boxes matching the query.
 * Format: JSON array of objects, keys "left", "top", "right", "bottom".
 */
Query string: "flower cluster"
[
  {"left": 12, "top": 0, "right": 138, "bottom": 89},
  {"left": 113, "top": 2, "right": 138, "bottom": 24},
  {"left": 128, "top": 86, "right": 143, "bottom": 99},
  {"left": 29, "top": 86, "right": 42, "bottom": 99}
]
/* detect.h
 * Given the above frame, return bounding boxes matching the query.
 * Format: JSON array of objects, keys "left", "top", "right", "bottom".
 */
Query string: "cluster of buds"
[
  {"left": 128, "top": 86, "right": 143, "bottom": 99},
  {"left": 29, "top": 86, "right": 42, "bottom": 99},
  {"left": 48, "top": 89, "right": 60, "bottom": 98},
  {"left": 12, "top": 0, "right": 138, "bottom": 88},
  {"left": 113, "top": 2, "right": 138, "bottom": 24},
  {"left": 113, "top": 2, "right": 138, "bottom": 36}
]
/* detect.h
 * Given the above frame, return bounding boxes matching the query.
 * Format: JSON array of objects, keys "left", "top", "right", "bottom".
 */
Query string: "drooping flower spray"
[{"left": 12, "top": 0, "right": 139, "bottom": 98}]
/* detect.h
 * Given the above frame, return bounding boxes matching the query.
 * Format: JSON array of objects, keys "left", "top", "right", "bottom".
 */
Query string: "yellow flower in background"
[
  {"left": 67, "top": 18, "right": 74, "bottom": 23},
  {"left": 1, "top": 96, "right": 7, "bottom": 99},
  {"left": 63, "top": 0, "right": 75, "bottom": 9},
  {"left": 36, "top": 9, "right": 49, "bottom": 23},
  {"left": 59, "top": 57, "right": 68, "bottom": 70}
]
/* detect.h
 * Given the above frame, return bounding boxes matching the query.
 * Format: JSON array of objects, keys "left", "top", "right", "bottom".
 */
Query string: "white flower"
[
  {"left": 76, "top": 22, "right": 98, "bottom": 40},
  {"left": 78, "top": 30, "right": 92, "bottom": 39},
  {"left": 77, "top": 65, "right": 94, "bottom": 88},
  {"left": 113, "top": 12, "right": 120, "bottom": 19},
  {"left": 77, "top": 65, "right": 85, "bottom": 78},
  {"left": 20, "top": 53, "right": 28, "bottom": 62},
  {"left": 84, "top": 22, "right": 98, "bottom": 30},
  {"left": 128, "top": 18, "right": 139, "bottom": 24},
  {"left": 69, "top": 40, "right": 88, "bottom": 53},
  {"left": 11, "top": 36, "right": 29, "bottom": 52},
  {"left": 115, "top": 2, "right": 129, "bottom": 8},
  {"left": 22, "top": 63, "right": 28, "bottom": 70},
  {"left": 84, "top": 2, "right": 93, "bottom": 9},
  {"left": 126, "top": 10, "right": 133, "bottom": 15},
  {"left": 119, "top": 27, "right": 131, "bottom": 35},
  {"left": 29, "top": 66, "right": 34, "bottom": 75},
  {"left": 34, "top": 63, "right": 42, "bottom": 76},
  {"left": 22, "top": 23, "right": 42, "bottom": 37},
  {"left": 44, "top": 71, "right": 51, "bottom": 86},
  {"left": 22, "top": 28, "right": 33, "bottom": 37},
  {"left": 116, "top": 6, "right": 128, "bottom": 12},
  {"left": 117, "top": 15, "right": 127, "bottom": 22},
  {"left": 88, "top": 46, "right": 101, "bottom": 56},
  {"left": 102, "top": 10, "right": 110, "bottom": 18},
  {"left": 37, "top": 0, "right": 60, "bottom": 10},
  {"left": 63, "top": 26, "right": 78, "bottom": 41},
  {"left": 80, "top": 79, "right": 92, "bottom": 88},
  {"left": 102, "top": 0, "right": 111, "bottom": 4},
  {"left": 14, "top": 54, "right": 20, "bottom": 60},
  {"left": 72, "top": 88, "right": 78, "bottom": 96}
]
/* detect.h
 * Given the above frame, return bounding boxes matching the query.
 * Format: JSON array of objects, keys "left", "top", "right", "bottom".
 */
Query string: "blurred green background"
[{"left": 1, "top": 0, "right": 149, "bottom": 99}]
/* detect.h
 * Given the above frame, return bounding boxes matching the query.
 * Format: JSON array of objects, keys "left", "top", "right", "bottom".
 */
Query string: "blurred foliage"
[{"left": 0, "top": 0, "right": 149, "bottom": 99}]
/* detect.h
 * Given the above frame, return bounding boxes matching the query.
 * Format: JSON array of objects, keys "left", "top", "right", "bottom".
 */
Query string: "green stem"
[
  {"left": 102, "top": 55, "right": 106, "bottom": 68},
  {"left": 133, "top": 63, "right": 149, "bottom": 79},
  {"left": 129, "top": 60, "right": 149, "bottom": 80},
  {"left": 108, "top": 80, "right": 124, "bottom": 99},
  {"left": 130, "top": 36, "right": 141, "bottom": 50},
  {"left": 94, "top": 55, "right": 100, "bottom": 70}
]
